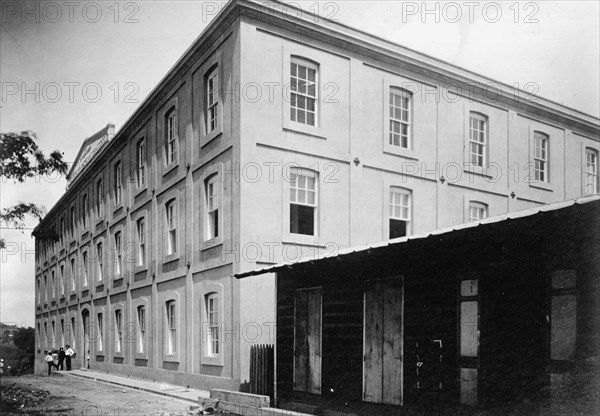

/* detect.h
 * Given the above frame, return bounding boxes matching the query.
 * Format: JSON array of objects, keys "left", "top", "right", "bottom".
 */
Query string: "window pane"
[{"left": 290, "top": 204, "right": 315, "bottom": 235}]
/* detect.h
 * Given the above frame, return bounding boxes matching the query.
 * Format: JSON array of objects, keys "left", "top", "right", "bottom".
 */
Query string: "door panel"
[
  {"left": 294, "top": 288, "right": 322, "bottom": 394},
  {"left": 364, "top": 278, "right": 404, "bottom": 405}
]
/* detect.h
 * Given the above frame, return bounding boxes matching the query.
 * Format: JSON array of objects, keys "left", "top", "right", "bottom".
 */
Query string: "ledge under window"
[
  {"left": 529, "top": 182, "right": 553, "bottom": 192},
  {"left": 163, "top": 162, "right": 179, "bottom": 177}
]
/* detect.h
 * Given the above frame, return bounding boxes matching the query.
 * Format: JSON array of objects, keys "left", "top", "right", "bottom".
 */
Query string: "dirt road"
[{"left": 1, "top": 373, "right": 198, "bottom": 415}]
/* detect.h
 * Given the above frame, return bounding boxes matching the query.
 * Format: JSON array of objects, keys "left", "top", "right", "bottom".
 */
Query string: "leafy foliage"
[
  {"left": 12, "top": 327, "right": 35, "bottom": 353},
  {"left": 0, "top": 131, "right": 67, "bottom": 182},
  {"left": 0, "top": 131, "right": 68, "bottom": 248}
]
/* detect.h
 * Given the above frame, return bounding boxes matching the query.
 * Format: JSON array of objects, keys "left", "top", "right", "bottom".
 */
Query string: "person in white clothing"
[{"left": 65, "top": 345, "right": 75, "bottom": 371}]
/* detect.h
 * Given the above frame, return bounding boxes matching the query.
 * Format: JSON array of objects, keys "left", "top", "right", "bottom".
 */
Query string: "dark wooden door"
[
  {"left": 294, "top": 287, "right": 322, "bottom": 394},
  {"left": 363, "top": 278, "right": 404, "bottom": 405}
]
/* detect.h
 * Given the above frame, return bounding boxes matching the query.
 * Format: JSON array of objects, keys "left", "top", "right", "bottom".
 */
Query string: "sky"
[{"left": 1, "top": 0, "right": 599, "bottom": 327}]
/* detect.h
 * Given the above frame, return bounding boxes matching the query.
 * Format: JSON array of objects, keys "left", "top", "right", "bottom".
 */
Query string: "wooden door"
[
  {"left": 294, "top": 287, "right": 322, "bottom": 394},
  {"left": 82, "top": 310, "right": 90, "bottom": 369},
  {"left": 363, "top": 278, "right": 403, "bottom": 405}
]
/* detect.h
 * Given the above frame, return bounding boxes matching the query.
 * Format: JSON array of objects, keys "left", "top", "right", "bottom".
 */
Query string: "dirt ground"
[{"left": 0, "top": 373, "right": 200, "bottom": 415}]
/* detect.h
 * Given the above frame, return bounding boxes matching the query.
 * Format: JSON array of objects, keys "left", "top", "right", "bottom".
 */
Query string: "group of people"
[{"left": 44, "top": 345, "right": 75, "bottom": 375}]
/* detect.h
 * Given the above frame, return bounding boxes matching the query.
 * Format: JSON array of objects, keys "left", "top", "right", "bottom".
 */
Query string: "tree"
[
  {"left": 12, "top": 327, "right": 35, "bottom": 353},
  {"left": 0, "top": 131, "right": 68, "bottom": 248}
]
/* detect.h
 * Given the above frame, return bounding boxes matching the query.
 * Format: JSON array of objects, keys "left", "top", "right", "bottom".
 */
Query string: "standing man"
[
  {"left": 45, "top": 351, "right": 54, "bottom": 375},
  {"left": 57, "top": 347, "right": 66, "bottom": 370},
  {"left": 65, "top": 345, "right": 75, "bottom": 371}
]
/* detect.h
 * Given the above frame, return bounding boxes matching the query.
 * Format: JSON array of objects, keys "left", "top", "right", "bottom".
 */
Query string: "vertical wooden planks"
[
  {"left": 294, "top": 288, "right": 322, "bottom": 394},
  {"left": 294, "top": 290, "right": 309, "bottom": 392},
  {"left": 383, "top": 281, "right": 403, "bottom": 405},
  {"left": 307, "top": 288, "right": 322, "bottom": 394},
  {"left": 363, "top": 281, "right": 384, "bottom": 403}
]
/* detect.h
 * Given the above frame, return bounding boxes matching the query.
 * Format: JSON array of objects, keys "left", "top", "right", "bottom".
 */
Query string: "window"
[
  {"left": 136, "top": 139, "right": 146, "bottom": 188},
  {"left": 469, "top": 112, "right": 487, "bottom": 167},
  {"left": 114, "top": 309, "right": 123, "bottom": 353},
  {"left": 468, "top": 202, "right": 488, "bottom": 222},
  {"left": 290, "top": 58, "right": 317, "bottom": 126},
  {"left": 59, "top": 218, "right": 65, "bottom": 245},
  {"left": 137, "top": 218, "right": 146, "bottom": 266},
  {"left": 82, "top": 252, "right": 88, "bottom": 287},
  {"left": 44, "top": 322, "right": 48, "bottom": 348},
  {"left": 70, "top": 317, "right": 76, "bottom": 347},
  {"left": 96, "top": 242, "right": 103, "bottom": 282},
  {"left": 96, "top": 179, "right": 104, "bottom": 218},
  {"left": 585, "top": 148, "right": 598, "bottom": 194},
  {"left": 36, "top": 279, "right": 40, "bottom": 304},
  {"left": 166, "top": 201, "right": 177, "bottom": 255},
  {"left": 459, "top": 279, "right": 479, "bottom": 358},
  {"left": 206, "top": 294, "right": 220, "bottom": 356},
  {"left": 389, "top": 188, "right": 411, "bottom": 239},
  {"left": 60, "top": 319, "right": 64, "bottom": 346},
  {"left": 166, "top": 301, "right": 176, "bottom": 354},
  {"left": 97, "top": 313, "right": 104, "bottom": 352},
  {"left": 70, "top": 206, "right": 76, "bottom": 237},
  {"left": 51, "top": 321, "right": 56, "bottom": 348},
  {"left": 82, "top": 194, "right": 88, "bottom": 228},
  {"left": 137, "top": 306, "right": 146, "bottom": 353},
  {"left": 51, "top": 271, "right": 55, "bottom": 298},
  {"left": 290, "top": 168, "right": 318, "bottom": 236},
  {"left": 59, "top": 265, "right": 65, "bottom": 295},
  {"left": 533, "top": 132, "right": 549, "bottom": 182},
  {"left": 389, "top": 88, "right": 411, "bottom": 149},
  {"left": 205, "top": 176, "right": 219, "bottom": 240},
  {"left": 166, "top": 109, "right": 177, "bottom": 165},
  {"left": 114, "top": 161, "right": 122, "bottom": 205},
  {"left": 206, "top": 67, "right": 218, "bottom": 133},
  {"left": 70, "top": 258, "right": 76, "bottom": 291},
  {"left": 114, "top": 232, "right": 122, "bottom": 277}
]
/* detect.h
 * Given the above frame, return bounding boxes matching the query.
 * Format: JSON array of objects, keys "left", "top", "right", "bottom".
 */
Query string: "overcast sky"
[{"left": 1, "top": 0, "right": 599, "bottom": 327}]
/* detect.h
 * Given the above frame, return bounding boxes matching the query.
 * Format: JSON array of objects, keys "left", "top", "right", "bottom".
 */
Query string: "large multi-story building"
[{"left": 34, "top": 0, "right": 599, "bottom": 392}]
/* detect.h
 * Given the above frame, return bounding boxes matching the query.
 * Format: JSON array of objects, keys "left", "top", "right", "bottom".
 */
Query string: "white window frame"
[
  {"left": 166, "top": 109, "right": 177, "bottom": 165},
  {"left": 468, "top": 202, "right": 488, "bottom": 222},
  {"left": 59, "top": 264, "right": 65, "bottom": 296},
  {"left": 166, "top": 300, "right": 177, "bottom": 355},
  {"left": 207, "top": 67, "right": 219, "bottom": 133},
  {"left": 389, "top": 87, "right": 412, "bottom": 149},
  {"left": 290, "top": 58, "right": 318, "bottom": 127},
  {"left": 205, "top": 293, "right": 220, "bottom": 357},
  {"left": 50, "top": 270, "right": 56, "bottom": 299},
  {"left": 166, "top": 200, "right": 177, "bottom": 255},
  {"left": 114, "top": 309, "right": 123, "bottom": 353},
  {"left": 82, "top": 193, "right": 88, "bottom": 228},
  {"left": 96, "top": 242, "right": 103, "bottom": 282},
  {"left": 114, "top": 161, "right": 122, "bottom": 205},
  {"left": 114, "top": 231, "right": 122, "bottom": 278},
  {"left": 469, "top": 112, "right": 487, "bottom": 167},
  {"left": 82, "top": 251, "right": 89, "bottom": 287},
  {"left": 533, "top": 132, "right": 549, "bottom": 183},
  {"left": 96, "top": 178, "right": 104, "bottom": 218},
  {"left": 205, "top": 176, "right": 220, "bottom": 241},
  {"left": 585, "top": 148, "right": 598, "bottom": 194},
  {"left": 137, "top": 305, "right": 146, "bottom": 354},
  {"left": 69, "top": 206, "right": 76, "bottom": 238},
  {"left": 97, "top": 312, "right": 104, "bottom": 353},
  {"left": 289, "top": 168, "right": 318, "bottom": 236},
  {"left": 389, "top": 187, "right": 412, "bottom": 238},
  {"left": 70, "top": 258, "right": 76, "bottom": 291},
  {"left": 137, "top": 217, "right": 146, "bottom": 266},
  {"left": 136, "top": 139, "right": 146, "bottom": 188}
]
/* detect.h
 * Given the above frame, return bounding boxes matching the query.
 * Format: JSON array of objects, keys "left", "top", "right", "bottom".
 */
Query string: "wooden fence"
[{"left": 249, "top": 344, "right": 274, "bottom": 402}]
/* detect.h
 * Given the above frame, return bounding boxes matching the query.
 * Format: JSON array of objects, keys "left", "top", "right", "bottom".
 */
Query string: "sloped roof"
[{"left": 234, "top": 194, "right": 600, "bottom": 279}]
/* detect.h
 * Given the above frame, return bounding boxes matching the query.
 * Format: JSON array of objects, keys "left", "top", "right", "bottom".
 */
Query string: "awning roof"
[{"left": 234, "top": 195, "right": 600, "bottom": 279}]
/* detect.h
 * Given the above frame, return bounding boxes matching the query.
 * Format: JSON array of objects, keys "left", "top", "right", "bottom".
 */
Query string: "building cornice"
[{"left": 35, "top": 0, "right": 600, "bottom": 235}]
